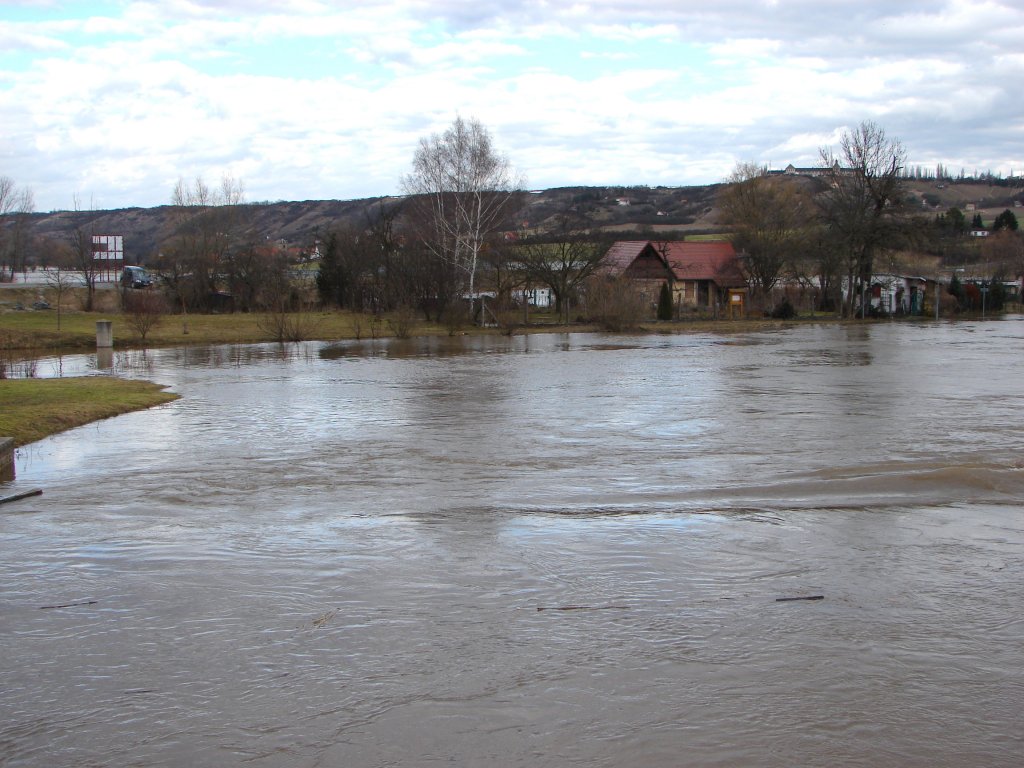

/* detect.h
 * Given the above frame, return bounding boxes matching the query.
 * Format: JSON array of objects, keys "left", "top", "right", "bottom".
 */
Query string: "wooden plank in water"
[{"left": 0, "top": 488, "right": 43, "bottom": 506}]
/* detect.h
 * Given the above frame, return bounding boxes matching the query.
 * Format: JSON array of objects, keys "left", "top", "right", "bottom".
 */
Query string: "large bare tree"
[
  {"left": 518, "top": 213, "right": 611, "bottom": 323},
  {"left": 0, "top": 176, "right": 35, "bottom": 282},
  {"left": 818, "top": 121, "right": 909, "bottom": 317},
  {"left": 67, "top": 195, "right": 106, "bottom": 312},
  {"left": 719, "top": 162, "right": 810, "bottom": 304},
  {"left": 158, "top": 174, "right": 249, "bottom": 316},
  {"left": 402, "top": 116, "right": 523, "bottom": 323}
]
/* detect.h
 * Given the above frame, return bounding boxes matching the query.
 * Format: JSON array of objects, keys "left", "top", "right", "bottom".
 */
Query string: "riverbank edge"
[
  {"left": 0, "top": 378, "right": 180, "bottom": 449},
  {"left": 0, "top": 312, "right": 983, "bottom": 451},
  {"left": 1, "top": 308, "right": 896, "bottom": 356}
]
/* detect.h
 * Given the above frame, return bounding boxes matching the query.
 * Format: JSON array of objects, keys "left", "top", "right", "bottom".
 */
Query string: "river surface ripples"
[{"left": 2, "top": 321, "right": 1023, "bottom": 767}]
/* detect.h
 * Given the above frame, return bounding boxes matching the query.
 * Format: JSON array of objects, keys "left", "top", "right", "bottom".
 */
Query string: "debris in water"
[
  {"left": 536, "top": 605, "right": 630, "bottom": 612},
  {"left": 40, "top": 600, "right": 98, "bottom": 610},
  {"left": 1, "top": 488, "right": 43, "bottom": 506},
  {"left": 775, "top": 595, "right": 824, "bottom": 602}
]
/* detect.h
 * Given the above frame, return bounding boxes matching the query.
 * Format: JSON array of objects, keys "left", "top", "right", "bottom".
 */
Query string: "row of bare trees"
[
  {"left": 0, "top": 176, "right": 35, "bottom": 282},
  {"left": 721, "top": 121, "right": 1024, "bottom": 317},
  {"left": 21, "top": 118, "right": 1010, "bottom": 327},
  {"left": 719, "top": 121, "right": 917, "bottom": 317},
  {"left": 313, "top": 116, "right": 612, "bottom": 326}
]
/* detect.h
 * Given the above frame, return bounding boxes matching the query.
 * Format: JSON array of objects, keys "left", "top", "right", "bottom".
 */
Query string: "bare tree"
[
  {"left": 981, "top": 230, "right": 1024, "bottom": 282},
  {"left": 123, "top": 290, "right": 168, "bottom": 342},
  {"left": 159, "top": 174, "right": 249, "bottom": 319},
  {"left": 582, "top": 275, "right": 647, "bottom": 331},
  {"left": 44, "top": 254, "right": 78, "bottom": 331},
  {"left": 402, "top": 116, "right": 524, "bottom": 324},
  {"left": 0, "top": 176, "right": 35, "bottom": 282},
  {"left": 67, "top": 196, "right": 104, "bottom": 312},
  {"left": 518, "top": 213, "right": 611, "bottom": 323},
  {"left": 719, "top": 163, "right": 810, "bottom": 306},
  {"left": 818, "top": 121, "right": 910, "bottom": 317}
]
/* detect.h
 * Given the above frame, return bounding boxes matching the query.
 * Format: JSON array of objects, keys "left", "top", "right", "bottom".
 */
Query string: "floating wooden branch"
[
  {"left": 775, "top": 595, "right": 824, "bottom": 602},
  {"left": 40, "top": 600, "right": 98, "bottom": 610},
  {"left": 537, "top": 605, "right": 630, "bottom": 612},
  {"left": 1, "top": 489, "right": 43, "bottom": 506}
]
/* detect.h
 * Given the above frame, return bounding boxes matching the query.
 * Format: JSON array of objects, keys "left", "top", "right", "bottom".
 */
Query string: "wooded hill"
[{"left": 14, "top": 179, "right": 1024, "bottom": 266}]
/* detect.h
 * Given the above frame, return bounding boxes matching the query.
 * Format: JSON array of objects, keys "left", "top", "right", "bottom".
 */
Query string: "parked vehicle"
[{"left": 121, "top": 266, "right": 153, "bottom": 289}]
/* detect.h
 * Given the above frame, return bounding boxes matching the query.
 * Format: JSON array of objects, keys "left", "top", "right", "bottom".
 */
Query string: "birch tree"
[{"left": 402, "top": 116, "right": 523, "bottom": 323}]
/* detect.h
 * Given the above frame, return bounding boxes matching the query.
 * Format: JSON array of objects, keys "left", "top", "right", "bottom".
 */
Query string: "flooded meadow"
[{"left": 2, "top": 320, "right": 1023, "bottom": 767}]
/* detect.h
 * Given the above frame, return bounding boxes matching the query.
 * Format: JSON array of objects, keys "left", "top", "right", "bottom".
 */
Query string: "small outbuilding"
[{"left": 600, "top": 241, "right": 676, "bottom": 306}]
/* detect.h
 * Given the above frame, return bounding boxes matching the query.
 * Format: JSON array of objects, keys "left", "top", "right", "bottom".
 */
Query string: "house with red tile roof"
[
  {"left": 660, "top": 241, "right": 746, "bottom": 308},
  {"left": 601, "top": 240, "right": 747, "bottom": 311}
]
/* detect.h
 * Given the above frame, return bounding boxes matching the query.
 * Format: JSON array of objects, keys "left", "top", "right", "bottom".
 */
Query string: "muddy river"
[{"left": 2, "top": 321, "right": 1023, "bottom": 766}]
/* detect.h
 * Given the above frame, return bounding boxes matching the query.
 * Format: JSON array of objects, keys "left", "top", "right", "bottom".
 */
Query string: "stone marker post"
[{"left": 96, "top": 320, "right": 113, "bottom": 349}]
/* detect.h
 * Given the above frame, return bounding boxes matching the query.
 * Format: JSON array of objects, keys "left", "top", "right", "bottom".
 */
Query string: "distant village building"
[
  {"left": 863, "top": 274, "right": 929, "bottom": 315},
  {"left": 767, "top": 162, "right": 852, "bottom": 179},
  {"left": 514, "top": 286, "right": 553, "bottom": 308}
]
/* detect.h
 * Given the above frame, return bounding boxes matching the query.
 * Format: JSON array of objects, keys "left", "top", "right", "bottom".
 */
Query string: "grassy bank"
[
  {"left": 0, "top": 303, "right": 820, "bottom": 354},
  {"left": 0, "top": 377, "right": 179, "bottom": 447},
  {"left": 0, "top": 307, "right": 383, "bottom": 351}
]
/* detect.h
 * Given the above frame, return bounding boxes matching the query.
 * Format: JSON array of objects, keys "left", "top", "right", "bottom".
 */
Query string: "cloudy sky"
[{"left": 2, "top": 0, "right": 1022, "bottom": 211}]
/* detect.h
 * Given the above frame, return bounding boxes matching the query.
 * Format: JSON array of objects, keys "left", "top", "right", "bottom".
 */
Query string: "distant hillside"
[
  {"left": 13, "top": 180, "right": 1022, "bottom": 266},
  {"left": 22, "top": 199, "right": 381, "bottom": 265},
  {"left": 12, "top": 186, "right": 724, "bottom": 265}
]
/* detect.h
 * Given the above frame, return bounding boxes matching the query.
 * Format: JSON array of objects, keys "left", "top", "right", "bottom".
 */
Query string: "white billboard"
[{"left": 91, "top": 235, "right": 124, "bottom": 260}]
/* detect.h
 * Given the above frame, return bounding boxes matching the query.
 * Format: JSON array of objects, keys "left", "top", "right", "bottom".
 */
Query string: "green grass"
[
  {"left": 0, "top": 303, "right": 586, "bottom": 352},
  {"left": 0, "top": 308, "right": 427, "bottom": 351},
  {"left": 0, "top": 377, "right": 179, "bottom": 447},
  {"left": 684, "top": 233, "right": 734, "bottom": 242}
]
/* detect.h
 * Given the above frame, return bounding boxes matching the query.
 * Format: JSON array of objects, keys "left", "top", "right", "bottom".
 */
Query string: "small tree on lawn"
[
  {"left": 123, "top": 290, "right": 168, "bottom": 342},
  {"left": 44, "top": 255, "right": 77, "bottom": 331}
]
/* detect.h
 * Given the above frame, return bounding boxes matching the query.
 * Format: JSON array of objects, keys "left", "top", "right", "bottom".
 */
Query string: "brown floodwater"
[{"left": 2, "top": 321, "right": 1023, "bottom": 767}]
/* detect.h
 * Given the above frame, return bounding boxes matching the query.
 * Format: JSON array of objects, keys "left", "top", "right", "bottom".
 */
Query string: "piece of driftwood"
[
  {"left": 775, "top": 595, "right": 824, "bottom": 602},
  {"left": 0, "top": 488, "right": 43, "bottom": 505},
  {"left": 39, "top": 600, "right": 98, "bottom": 610},
  {"left": 536, "top": 605, "right": 630, "bottom": 612}
]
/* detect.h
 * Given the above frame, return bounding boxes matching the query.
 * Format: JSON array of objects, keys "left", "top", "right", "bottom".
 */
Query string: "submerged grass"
[
  {"left": 0, "top": 377, "right": 179, "bottom": 447},
  {"left": 0, "top": 307, "right": 460, "bottom": 351}
]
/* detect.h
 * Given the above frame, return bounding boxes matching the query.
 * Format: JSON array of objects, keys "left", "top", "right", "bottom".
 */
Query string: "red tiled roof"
[
  {"left": 662, "top": 241, "right": 745, "bottom": 287},
  {"left": 601, "top": 240, "right": 655, "bottom": 277}
]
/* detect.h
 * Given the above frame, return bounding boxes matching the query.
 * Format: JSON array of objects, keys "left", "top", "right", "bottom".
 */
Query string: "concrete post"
[
  {"left": 0, "top": 437, "right": 14, "bottom": 482},
  {"left": 96, "top": 320, "right": 113, "bottom": 349}
]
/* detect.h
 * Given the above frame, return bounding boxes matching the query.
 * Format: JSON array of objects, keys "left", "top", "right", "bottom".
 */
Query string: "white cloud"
[{"left": 2, "top": 0, "right": 1022, "bottom": 209}]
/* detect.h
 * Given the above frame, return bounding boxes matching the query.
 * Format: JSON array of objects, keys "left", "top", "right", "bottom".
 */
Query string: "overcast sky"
[{"left": 2, "top": 0, "right": 1022, "bottom": 211}]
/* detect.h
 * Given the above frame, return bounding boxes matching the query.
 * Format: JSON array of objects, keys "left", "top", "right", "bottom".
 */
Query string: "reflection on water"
[{"left": 3, "top": 321, "right": 1024, "bottom": 767}]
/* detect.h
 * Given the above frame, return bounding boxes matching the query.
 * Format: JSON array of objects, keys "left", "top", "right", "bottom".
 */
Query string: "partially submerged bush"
[
  {"left": 769, "top": 297, "right": 796, "bottom": 320},
  {"left": 583, "top": 277, "right": 648, "bottom": 331}
]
